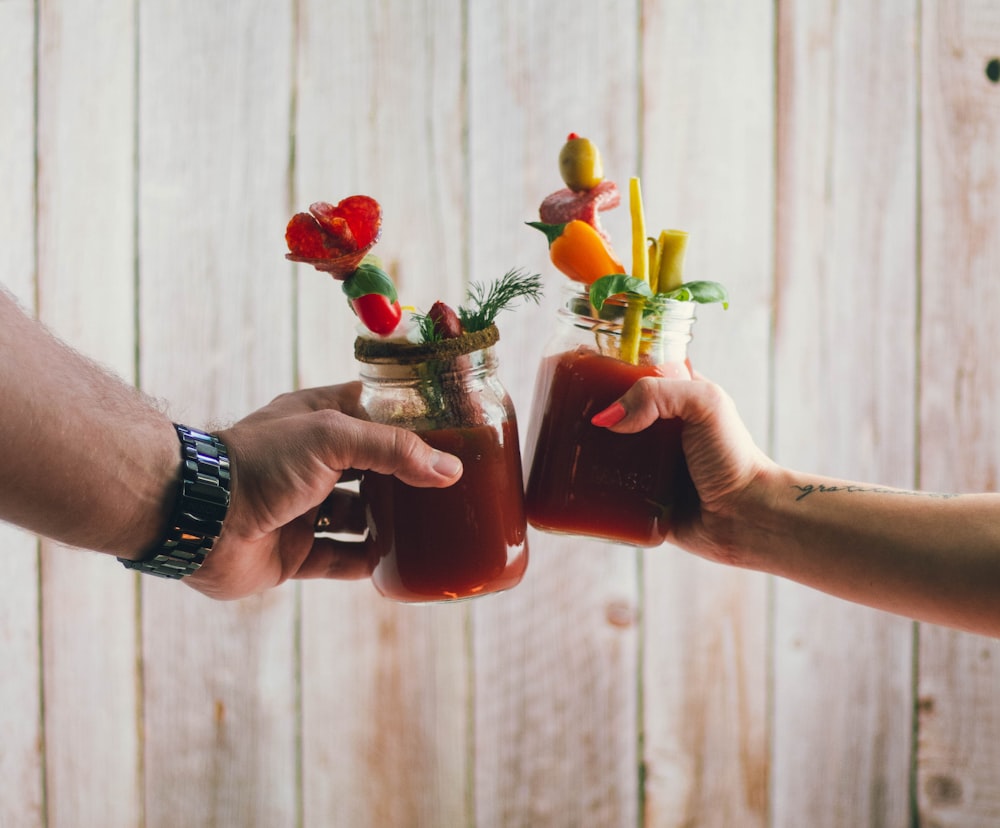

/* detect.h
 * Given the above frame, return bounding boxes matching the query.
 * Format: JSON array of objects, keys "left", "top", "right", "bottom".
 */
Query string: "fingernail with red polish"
[{"left": 591, "top": 402, "right": 626, "bottom": 427}]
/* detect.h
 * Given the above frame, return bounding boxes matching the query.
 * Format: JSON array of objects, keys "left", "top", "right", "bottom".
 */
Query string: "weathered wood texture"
[
  {"left": 295, "top": 3, "right": 471, "bottom": 826},
  {"left": 917, "top": 2, "right": 1000, "bottom": 826},
  {"left": 0, "top": 2, "right": 44, "bottom": 827},
  {"left": 1, "top": 1, "right": 1000, "bottom": 826},
  {"left": 639, "top": 1, "right": 773, "bottom": 825},
  {"left": 35, "top": 3, "right": 142, "bottom": 826},
  {"left": 772, "top": 2, "right": 919, "bottom": 826},
  {"left": 468, "top": 4, "right": 643, "bottom": 827},
  {"left": 137, "top": 4, "right": 298, "bottom": 827}
]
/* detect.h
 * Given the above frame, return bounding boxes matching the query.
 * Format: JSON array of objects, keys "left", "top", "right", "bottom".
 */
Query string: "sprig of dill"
[
  {"left": 459, "top": 268, "right": 543, "bottom": 332},
  {"left": 411, "top": 311, "right": 444, "bottom": 343}
]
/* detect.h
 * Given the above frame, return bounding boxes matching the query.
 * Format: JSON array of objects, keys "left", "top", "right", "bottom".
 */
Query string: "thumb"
[
  {"left": 322, "top": 412, "right": 463, "bottom": 487},
  {"left": 590, "top": 376, "right": 715, "bottom": 434}
]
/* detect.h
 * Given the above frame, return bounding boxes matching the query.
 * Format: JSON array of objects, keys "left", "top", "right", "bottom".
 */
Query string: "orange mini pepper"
[{"left": 527, "top": 220, "right": 625, "bottom": 285}]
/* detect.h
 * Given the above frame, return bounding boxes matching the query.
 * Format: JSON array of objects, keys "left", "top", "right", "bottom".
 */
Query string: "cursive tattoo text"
[{"left": 791, "top": 483, "right": 958, "bottom": 502}]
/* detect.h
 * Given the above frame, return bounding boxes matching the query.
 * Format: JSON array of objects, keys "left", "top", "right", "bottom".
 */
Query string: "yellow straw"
[
  {"left": 629, "top": 178, "right": 648, "bottom": 285},
  {"left": 621, "top": 177, "right": 646, "bottom": 365}
]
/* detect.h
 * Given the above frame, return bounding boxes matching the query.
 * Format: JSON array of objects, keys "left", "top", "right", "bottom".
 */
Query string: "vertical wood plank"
[
  {"left": 772, "top": 1, "right": 918, "bottom": 825},
  {"left": 34, "top": 2, "right": 142, "bottom": 826},
  {"left": 918, "top": 2, "right": 1000, "bottom": 824},
  {"left": 137, "top": 4, "right": 298, "bottom": 826},
  {"left": 639, "top": 1, "right": 773, "bottom": 824},
  {"left": 468, "top": 3, "right": 642, "bottom": 825},
  {"left": 0, "top": 4, "right": 45, "bottom": 826},
  {"left": 0, "top": 1, "right": 37, "bottom": 299},
  {"left": 295, "top": 2, "right": 471, "bottom": 825}
]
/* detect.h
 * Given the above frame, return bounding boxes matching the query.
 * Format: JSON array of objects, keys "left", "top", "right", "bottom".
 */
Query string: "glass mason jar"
[
  {"left": 355, "top": 325, "right": 528, "bottom": 603},
  {"left": 523, "top": 285, "right": 697, "bottom": 547}
]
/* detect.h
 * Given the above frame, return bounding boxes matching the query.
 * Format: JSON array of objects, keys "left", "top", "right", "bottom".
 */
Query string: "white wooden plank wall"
[
  {"left": 772, "top": 2, "right": 919, "bottom": 826},
  {"left": 0, "top": 2, "right": 44, "bottom": 826},
  {"left": 918, "top": 2, "right": 1000, "bottom": 826},
  {"left": 468, "top": 3, "right": 641, "bottom": 826},
  {"left": 35, "top": 1, "right": 141, "bottom": 825},
  {"left": 1, "top": 1, "right": 999, "bottom": 826},
  {"left": 136, "top": 4, "right": 298, "bottom": 827},
  {"left": 295, "top": 3, "right": 470, "bottom": 826},
  {"left": 639, "top": 1, "right": 773, "bottom": 825}
]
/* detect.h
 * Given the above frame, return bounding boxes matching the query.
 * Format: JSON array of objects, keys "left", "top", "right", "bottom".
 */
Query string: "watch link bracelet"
[{"left": 118, "top": 424, "right": 231, "bottom": 579}]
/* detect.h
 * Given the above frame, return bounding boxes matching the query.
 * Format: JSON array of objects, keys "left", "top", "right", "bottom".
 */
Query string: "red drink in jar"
[
  {"left": 356, "top": 325, "right": 529, "bottom": 602},
  {"left": 363, "top": 420, "right": 527, "bottom": 601},
  {"left": 524, "top": 290, "right": 697, "bottom": 546}
]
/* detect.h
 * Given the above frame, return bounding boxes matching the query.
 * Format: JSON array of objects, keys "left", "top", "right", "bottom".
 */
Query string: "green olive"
[{"left": 559, "top": 136, "right": 604, "bottom": 191}]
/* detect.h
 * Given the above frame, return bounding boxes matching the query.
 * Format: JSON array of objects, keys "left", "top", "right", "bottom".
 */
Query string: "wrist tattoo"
[{"left": 791, "top": 483, "right": 957, "bottom": 502}]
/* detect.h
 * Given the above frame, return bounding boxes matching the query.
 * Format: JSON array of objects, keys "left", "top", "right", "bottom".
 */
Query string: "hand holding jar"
[
  {"left": 356, "top": 325, "right": 528, "bottom": 602},
  {"left": 286, "top": 195, "right": 542, "bottom": 602},
  {"left": 523, "top": 136, "right": 729, "bottom": 547}
]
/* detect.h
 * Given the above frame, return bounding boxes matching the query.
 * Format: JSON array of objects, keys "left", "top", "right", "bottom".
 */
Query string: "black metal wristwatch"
[{"left": 118, "top": 424, "right": 231, "bottom": 579}]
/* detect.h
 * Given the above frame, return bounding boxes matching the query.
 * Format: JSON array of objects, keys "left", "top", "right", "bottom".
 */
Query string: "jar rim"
[
  {"left": 355, "top": 324, "right": 499, "bottom": 364},
  {"left": 563, "top": 291, "right": 696, "bottom": 324}
]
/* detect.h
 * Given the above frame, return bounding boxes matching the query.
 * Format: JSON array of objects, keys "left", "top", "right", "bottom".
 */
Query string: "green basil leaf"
[
  {"left": 342, "top": 261, "right": 398, "bottom": 302},
  {"left": 589, "top": 274, "right": 653, "bottom": 310},
  {"left": 660, "top": 280, "right": 729, "bottom": 308}
]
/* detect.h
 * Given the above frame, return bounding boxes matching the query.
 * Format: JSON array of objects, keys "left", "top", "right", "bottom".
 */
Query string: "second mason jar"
[
  {"left": 523, "top": 286, "right": 698, "bottom": 547},
  {"left": 356, "top": 325, "right": 528, "bottom": 603}
]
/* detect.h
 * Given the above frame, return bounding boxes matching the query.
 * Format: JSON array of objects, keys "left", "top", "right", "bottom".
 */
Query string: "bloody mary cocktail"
[
  {"left": 522, "top": 134, "right": 728, "bottom": 548},
  {"left": 363, "top": 420, "right": 527, "bottom": 602},
  {"left": 524, "top": 344, "right": 695, "bottom": 547}
]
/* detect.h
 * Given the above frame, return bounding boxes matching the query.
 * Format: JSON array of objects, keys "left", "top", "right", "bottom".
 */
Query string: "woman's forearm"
[
  {"left": 597, "top": 376, "right": 1000, "bottom": 637},
  {"left": 730, "top": 467, "right": 1000, "bottom": 635},
  {"left": 0, "top": 288, "right": 177, "bottom": 556}
]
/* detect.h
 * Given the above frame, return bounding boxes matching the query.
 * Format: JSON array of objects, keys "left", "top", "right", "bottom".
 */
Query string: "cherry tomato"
[{"left": 351, "top": 293, "right": 402, "bottom": 336}]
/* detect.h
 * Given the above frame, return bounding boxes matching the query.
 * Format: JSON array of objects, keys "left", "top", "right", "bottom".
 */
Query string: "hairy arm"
[
  {"left": 0, "top": 287, "right": 178, "bottom": 555},
  {"left": 0, "top": 286, "right": 464, "bottom": 599}
]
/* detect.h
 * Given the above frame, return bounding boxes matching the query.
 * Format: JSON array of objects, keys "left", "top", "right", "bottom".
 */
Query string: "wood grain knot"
[
  {"left": 924, "top": 774, "right": 963, "bottom": 806},
  {"left": 605, "top": 599, "right": 637, "bottom": 628}
]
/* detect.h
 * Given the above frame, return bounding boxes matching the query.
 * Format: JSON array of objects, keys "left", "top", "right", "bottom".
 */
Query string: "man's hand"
[{"left": 187, "top": 382, "right": 462, "bottom": 600}]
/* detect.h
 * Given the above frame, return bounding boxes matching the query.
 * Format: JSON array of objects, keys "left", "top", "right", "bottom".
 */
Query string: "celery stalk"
[{"left": 656, "top": 229, "right": 688, "bottom": 292}]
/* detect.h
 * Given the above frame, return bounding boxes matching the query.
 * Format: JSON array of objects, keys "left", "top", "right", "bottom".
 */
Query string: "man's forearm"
[{"left": 0, "top": 288, "right": 178, "bottom": 556}]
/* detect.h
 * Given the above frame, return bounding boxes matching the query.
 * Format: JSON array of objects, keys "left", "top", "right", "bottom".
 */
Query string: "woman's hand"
[{"left": 591, "top": 376, "right": 774, "bottom": 561}]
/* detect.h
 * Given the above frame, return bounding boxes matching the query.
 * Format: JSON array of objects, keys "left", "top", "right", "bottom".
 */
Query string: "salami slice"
[
  {"left": 285, "top": 196, "right": 382, "bottom": 278},
  {"left": 538, "top": 180, "right": 620, "bottom": 240},
  {"left": 310, "top": 196, "right": 382, "bottom": 250}
]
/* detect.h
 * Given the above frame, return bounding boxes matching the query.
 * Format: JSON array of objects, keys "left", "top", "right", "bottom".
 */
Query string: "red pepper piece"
[{"left": 428, "top": 301, "right": 463, "bottom": 339}]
